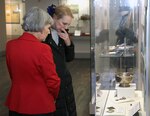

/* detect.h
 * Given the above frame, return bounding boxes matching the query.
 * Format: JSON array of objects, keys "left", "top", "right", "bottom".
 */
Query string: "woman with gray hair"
[{"left": 5, "top": 7, "right": 60, "bottom": 116}]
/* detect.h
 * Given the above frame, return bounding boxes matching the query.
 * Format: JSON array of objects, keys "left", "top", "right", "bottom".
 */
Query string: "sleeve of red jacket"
[{"left": 40, "top": 44, "right": 60, "bottom": 99}]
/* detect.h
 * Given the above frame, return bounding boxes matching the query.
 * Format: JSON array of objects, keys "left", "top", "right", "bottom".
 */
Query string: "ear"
[
  {"left": 53, "top": 14, "right": 57, "bottom": 20},
  {"left": 38, "top": 30, "right": 43, "bottom": 35}
]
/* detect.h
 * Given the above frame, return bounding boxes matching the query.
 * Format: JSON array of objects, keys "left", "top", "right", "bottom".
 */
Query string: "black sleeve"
[{"left": 64, "top": 41, "right": 75, "bottom": 62}]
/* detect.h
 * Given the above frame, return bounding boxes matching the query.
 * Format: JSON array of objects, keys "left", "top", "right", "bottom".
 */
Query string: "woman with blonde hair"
[{"left": 44, "top": 5, "right": 77, "bottom": 116}]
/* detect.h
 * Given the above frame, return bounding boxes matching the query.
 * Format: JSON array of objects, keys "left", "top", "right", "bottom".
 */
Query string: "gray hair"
[{"left": 22, "top": 7, "right": 53, "bottom": 32}]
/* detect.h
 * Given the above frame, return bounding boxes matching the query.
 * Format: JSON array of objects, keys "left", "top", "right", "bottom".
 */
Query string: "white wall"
[{"left": 25, "top": 0, "right": 59, "bottom": 12}]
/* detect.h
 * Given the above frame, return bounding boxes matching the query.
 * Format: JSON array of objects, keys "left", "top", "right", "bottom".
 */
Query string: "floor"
[
  {"left": 67, "top": 59, "right": 91, "bottom": 116},
  {"left": 0, "top": 56, "right": 10, "bottom": 116},
  {"left": 0, "top": 56, "right": 90, "bottom": 116}
]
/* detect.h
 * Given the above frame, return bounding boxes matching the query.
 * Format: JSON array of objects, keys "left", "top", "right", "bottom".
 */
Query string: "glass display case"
[{"left": 90, "top": 0, "right": 150, "bottom": 115}]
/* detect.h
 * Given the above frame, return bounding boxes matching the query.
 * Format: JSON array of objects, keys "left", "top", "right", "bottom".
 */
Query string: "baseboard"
[{"left": 0, "top": 51, "right": 5, "bottom": 56}]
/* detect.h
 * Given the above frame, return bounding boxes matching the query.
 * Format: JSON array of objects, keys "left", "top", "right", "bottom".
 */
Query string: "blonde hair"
[{"left": 55, "top": 5, "right": 74, "bottom": 19}]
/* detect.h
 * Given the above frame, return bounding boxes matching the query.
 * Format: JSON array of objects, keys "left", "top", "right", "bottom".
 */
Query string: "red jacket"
[{"left": 5, "top": 32, "right": 60, "bottom": 114}]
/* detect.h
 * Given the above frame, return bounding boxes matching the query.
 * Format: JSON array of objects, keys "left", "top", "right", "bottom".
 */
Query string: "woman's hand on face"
[{"left": 58, "top": 28, "right": 71, "bottom": 46}]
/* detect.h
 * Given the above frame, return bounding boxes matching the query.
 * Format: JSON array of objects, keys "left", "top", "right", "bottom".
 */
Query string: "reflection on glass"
[{"left": 93, "top": 0, "right": 147, "bottom": 115}]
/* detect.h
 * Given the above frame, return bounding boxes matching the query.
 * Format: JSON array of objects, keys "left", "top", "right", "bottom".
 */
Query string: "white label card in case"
[{"left": 74, "top": 30, "right": 81, "bottom": 36}]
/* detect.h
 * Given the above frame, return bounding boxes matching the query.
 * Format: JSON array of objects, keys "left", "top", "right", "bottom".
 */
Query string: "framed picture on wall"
[
  {"left": 68, "top": 5, "right": 79, "bottom": 14},
  {"left": 5, "top": 3, "right": 20, "bottom": 24}
]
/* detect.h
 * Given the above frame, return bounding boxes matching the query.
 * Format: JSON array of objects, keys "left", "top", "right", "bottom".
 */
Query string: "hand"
[{"left": 58, "top": 28, "right": 71, "bottom": 46}]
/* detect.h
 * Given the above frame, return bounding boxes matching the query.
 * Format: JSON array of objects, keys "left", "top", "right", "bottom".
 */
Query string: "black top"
[{"left": 44, "top": 34, "right": 77, "bottom": 116}]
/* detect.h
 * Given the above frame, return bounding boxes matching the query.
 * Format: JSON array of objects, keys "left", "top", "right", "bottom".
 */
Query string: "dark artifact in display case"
[{"left": 115, "top": 72, "right": 133, "bottom": 87}]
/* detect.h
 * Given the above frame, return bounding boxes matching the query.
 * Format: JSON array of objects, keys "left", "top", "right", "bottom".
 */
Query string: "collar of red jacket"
[{"left": 19, "top": 32, "right": 41, "bottom": 42}]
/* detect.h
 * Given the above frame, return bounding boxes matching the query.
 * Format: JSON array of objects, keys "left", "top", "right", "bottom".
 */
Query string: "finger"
[
  {"left": 61, "top": 28, "right": 67, "bottom": 34},
  {"left": 58, "top": 33, "right": 65, "bottom": 39}
]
